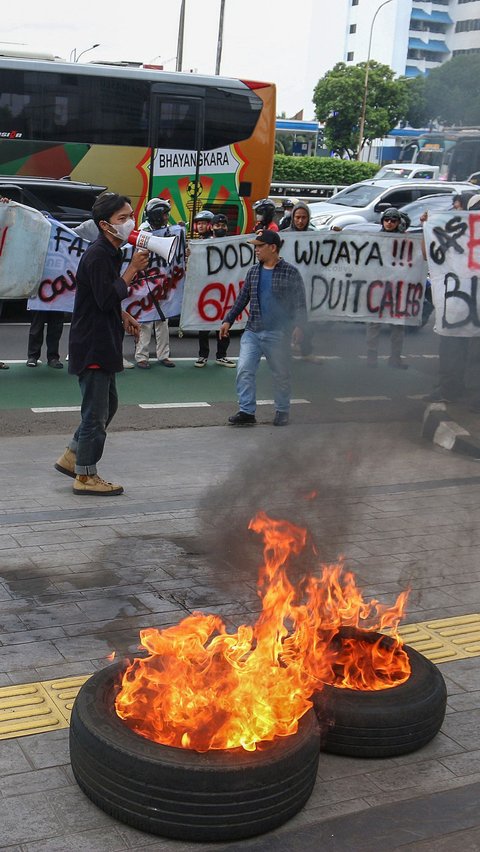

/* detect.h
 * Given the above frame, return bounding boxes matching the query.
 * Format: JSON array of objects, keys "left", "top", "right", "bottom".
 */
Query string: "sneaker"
[
  {"left": 388, "top": 358, "right": 408, "bottom": 370},
  {"left": 159, "top": 358, "right": 176, "bottom": 368},
  {"left": 195, "top": 357, "right": 208, "bottom": 368},
  {"left": 54, "top": 448, "right": 76, "bottom": 478},
  {"left": 228, "top": 411, "right": 256, "bottom": 426},
  {"left": 73, "top": 474, "right": 124, "bottom": 496},
  {"left": 26, "top": 358, "right": 38, "bottom": 367},
  {"left": 136, "top": 360, "right": 150, "bottom": 369},
  {"left": 48, "top": 358, "right": 63, "bottom": 369},
  {"left": 273, "top": 411, "right": 289, "bottom": 427},
  {"left": 216, "top": 357, "right": 236, "bottom": 368},
  {"left": 123, "top": 358, "right": 135, "bottom": 369}
]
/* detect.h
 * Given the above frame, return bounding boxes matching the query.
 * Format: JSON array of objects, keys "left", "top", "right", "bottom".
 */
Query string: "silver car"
[{"left": 309, "top": 179, "right": 475, "bottom": 230}]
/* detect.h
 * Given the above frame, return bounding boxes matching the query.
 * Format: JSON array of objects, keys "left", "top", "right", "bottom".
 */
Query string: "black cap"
[
  {"left": 248, "top": 230, "right": 282, "bottom": 248},
  {"left": 212, "top": 213, "right": 228, "bottom": 225}
]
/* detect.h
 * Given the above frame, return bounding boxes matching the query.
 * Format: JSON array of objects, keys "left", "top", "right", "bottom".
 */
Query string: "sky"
[{"left": 1, "top": 0, "right": 347, "bottom": 119}]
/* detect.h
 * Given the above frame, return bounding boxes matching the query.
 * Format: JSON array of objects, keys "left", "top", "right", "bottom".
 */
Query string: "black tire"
[
  {"left": 313, "top": 632, "right": 447, "bottom": 758},
  {"left": 70, "top": 662, "right": 321, "bottom": 842}
]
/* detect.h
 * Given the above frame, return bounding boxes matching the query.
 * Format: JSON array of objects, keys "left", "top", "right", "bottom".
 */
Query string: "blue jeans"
[
  {"left": 70, "top": 369, "right": 118, "bottom": 475},
  {"left": 236, "top": 328, "right": 291, "bottom": 415}
]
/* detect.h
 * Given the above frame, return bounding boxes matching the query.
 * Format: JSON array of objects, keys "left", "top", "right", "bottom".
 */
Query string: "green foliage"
[
  {"left": 424, "top": 56, "right": 480, "bottom": 126},
  {"left": 272, "top": 155, "right": 378, "bottom": 185},
  {"left": 403, "top": 75, "right": 430, "bottom": 128},
  {"left": 313, "top": 61, "right": 409, "bottom": 157}
]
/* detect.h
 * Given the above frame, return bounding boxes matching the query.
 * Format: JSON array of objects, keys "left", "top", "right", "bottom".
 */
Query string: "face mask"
[
  {"left": 213, "top": 228, "right": 227, "bottom": 238},
  {"left": 108, "top": 218, "right": 135, "bottom": 242}
]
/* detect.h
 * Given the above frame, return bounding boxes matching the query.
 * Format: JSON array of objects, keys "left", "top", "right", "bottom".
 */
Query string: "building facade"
[{"left": 344, "top": 0, "right": 480, "bottom": 77}]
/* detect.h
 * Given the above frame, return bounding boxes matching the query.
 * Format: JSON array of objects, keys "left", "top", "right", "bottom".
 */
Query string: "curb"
[{"left": 422, "top": 403, "right": 480, "bottom": 459}]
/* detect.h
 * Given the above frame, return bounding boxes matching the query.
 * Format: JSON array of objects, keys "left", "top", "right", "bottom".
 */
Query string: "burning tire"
[
  {"left": 70, "top": 662, "right": 321, "bottom": 842},
  {"left": 313, "top": 632, "right": 447, "bottom": 758}
]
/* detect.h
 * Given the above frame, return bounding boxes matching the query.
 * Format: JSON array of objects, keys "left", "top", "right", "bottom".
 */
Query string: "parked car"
[
  {"left": 398, "top": 191, "right": 476, "bottom": 233},
  {"left": 308, "top": 179, "right": 475, "bottom": 230},
  {"left": 0, "top": 175, "right": 106, "bottom": 229},
  {"left": 372, "top": 163, "right": 439, "bottom": 181}
]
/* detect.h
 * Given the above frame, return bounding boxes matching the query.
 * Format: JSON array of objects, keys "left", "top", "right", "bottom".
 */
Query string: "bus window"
[
  {"left": 0, "top": 60, "right": 275, "bottom": 233},
  {"left": 449, "top": 139, "right": 480, "bottom": 182}
]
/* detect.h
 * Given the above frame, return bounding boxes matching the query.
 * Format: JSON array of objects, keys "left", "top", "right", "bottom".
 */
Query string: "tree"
[
  {"left": 313, "top": 61, "right": 409, "bottom": 158},
  {"left": 403, "top": 75, "right": 431, "bottom": 129},
  {"left": 424, "top": 55, "right": 480, "bottom": 126}
]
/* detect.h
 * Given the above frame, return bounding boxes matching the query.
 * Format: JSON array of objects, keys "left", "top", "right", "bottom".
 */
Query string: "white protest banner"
[
  {"left": 121, "top": 225, "right": 187, "bottom": 321},
  {"left": 180, "top": 236, "right": 253, "bottom": 330},
  {"left": 0, "top": 201, "right": 51, "bottom": 298},
  {"left": 180, "top": 230, "right": 427, "bottom": 331},
  {"left": 424, "top": 211, "right": 480, "bottom": 337},
  {"left": 27, "top": 219, "right": 88, "bottom": 313}
]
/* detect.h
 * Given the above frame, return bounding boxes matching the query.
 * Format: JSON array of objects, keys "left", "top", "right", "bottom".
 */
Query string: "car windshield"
[
  {"left": 376, "top": 167, "right": 412, "bottom": 180},
  {"left": 312, "top": 184, "right": 381, "bottom": 209}
]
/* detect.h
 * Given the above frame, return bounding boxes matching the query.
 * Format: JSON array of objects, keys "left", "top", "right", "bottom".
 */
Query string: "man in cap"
[
  {"left": 219, "top": 230, "right": 306, "bottom": 426},
  {"left": 211, "top": 212, "right": 229, "bottom": 238}
]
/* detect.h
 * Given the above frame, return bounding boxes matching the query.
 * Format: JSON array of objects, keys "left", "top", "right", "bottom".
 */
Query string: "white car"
[
  {"left": 372, "top": 163, "right": 439, "bottom": 181},
  {"left": 309, "top": 179, "right": 475, "bottom": 230}
]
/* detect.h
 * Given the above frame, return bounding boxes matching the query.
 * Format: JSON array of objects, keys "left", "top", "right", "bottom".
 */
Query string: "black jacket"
[{"left": 69, "top": 234, "right": 128, "bottom": 375}]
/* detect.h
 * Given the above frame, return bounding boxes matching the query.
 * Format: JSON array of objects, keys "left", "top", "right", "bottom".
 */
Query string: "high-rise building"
[{"left": 344, "top": 0, "right": 480, "bottom": 78}]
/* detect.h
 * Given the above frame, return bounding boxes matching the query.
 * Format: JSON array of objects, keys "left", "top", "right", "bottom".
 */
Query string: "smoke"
[{"left": 196, "top": 426, "right": 365, "bottom": 587}]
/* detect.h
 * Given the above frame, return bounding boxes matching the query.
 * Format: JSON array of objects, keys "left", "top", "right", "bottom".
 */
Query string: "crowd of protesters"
[{"left": 2, "top": 188, "right": 479, "bottom": 494}]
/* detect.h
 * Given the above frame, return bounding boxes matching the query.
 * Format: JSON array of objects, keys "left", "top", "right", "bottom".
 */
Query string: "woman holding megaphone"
[{"left": 54, "top": 192, "right": 148, "bottom": 496}]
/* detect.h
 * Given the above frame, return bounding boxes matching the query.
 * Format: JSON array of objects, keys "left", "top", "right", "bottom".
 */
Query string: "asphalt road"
[{"left": 0, "top": 318, "right": 444, "bottom": 437}]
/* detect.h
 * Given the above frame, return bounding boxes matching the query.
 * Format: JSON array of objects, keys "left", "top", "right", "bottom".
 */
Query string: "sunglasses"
[{"left": 383, "top": 218, "right": 399, "bottom": 224}]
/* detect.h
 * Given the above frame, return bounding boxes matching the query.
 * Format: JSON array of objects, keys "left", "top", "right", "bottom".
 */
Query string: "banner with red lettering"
[
  {"left": 179, "top": 231, "right": 427, "bottom": 330},
  {"left": 424, "top": 211, "right": 480, "bottom": 337},
  {"left": 121, "top": 225, "right": 187, "bottom": 321},
  {"left": 180, "top": 236, "right": 252, "bottom": 330},
  {"left": 27, "top": 221, "right": 187, "bottom": 320},
  {"left": 27, "top": 220, "right": 87, "bottom": 312}
]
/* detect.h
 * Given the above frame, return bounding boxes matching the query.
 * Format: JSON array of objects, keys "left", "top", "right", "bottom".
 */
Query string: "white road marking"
[
  {"left": 256, "top": 399, "right": 311, "bottom": 405},
  {"left": 139, "top": 402, "right": 211, "bottom": 409},
  {"left": 31, "top": 406, "right": 81, "bottom": 413},
  {"left": 335, "top": 396, "right": 390, "bottom": 403}
]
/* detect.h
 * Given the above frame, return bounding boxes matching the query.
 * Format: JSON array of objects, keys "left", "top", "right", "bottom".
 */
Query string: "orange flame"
[
  {"left": 106, "top": 651, "right": 116, "bottom": 661},
  {"left": 115, "top": 512, "right": 410, "bottom": 752}
]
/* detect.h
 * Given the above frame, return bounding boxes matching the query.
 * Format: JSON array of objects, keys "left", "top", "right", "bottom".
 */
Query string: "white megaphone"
[{"left": 127, "top": 229, "right": 179, "bottom": 264}]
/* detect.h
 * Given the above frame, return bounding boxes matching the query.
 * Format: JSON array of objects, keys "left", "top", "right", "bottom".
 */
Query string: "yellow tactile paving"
[
  {"left": 400, "top": 614, "right": 480, "bottom": 663},
  {"left": 1, "top": 614, "right": 480, "bottom": 741},
  {"left": 0, "top": 676, "right": 90, "bottom": 741},
  {"left": 41, "top": 675, "right": 91, "bottom": 718}
]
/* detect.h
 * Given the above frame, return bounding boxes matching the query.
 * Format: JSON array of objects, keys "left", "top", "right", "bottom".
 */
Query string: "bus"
[
  {"left": 402, "top": 128, "right": 480, "bottom": 181},
  {"left": 0, "top": 55, "right": 276, "bottom": 234}
]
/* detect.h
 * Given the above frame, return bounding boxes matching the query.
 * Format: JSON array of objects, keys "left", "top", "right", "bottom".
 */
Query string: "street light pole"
[
  {"left": 357, "top": 0, "right": 395, "bottom": 160},
  {"left": 75, "top": 43, "right": 100, "bottom": 63},
  {"left": 215, "top": 0, "right": 226, "bottom": 75},
  {"left": 176, "top": 0, "right": 186, "bottom": 72}
]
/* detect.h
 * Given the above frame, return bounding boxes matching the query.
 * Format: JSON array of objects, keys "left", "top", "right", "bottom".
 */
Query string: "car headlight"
[{"left": 311, "top": 214, "right": 333, "bottom": 226}]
